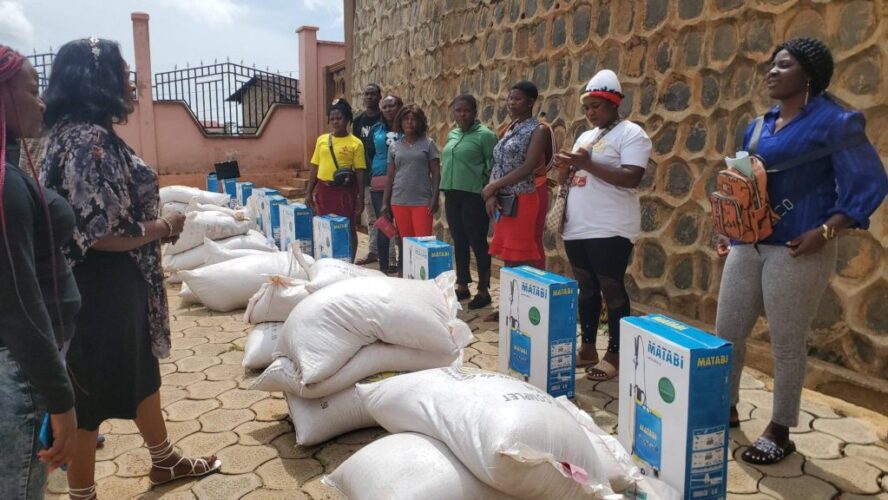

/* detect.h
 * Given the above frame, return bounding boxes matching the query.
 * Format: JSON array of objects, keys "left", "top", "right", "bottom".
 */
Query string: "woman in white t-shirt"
[{"left": 554, "top": 70, "right": 652, "bottom": 381}]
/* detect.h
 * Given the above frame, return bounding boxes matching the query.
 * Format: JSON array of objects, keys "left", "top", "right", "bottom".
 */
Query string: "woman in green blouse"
[{"left": 440, "top": 94, "right": 497, "bottom": 309}]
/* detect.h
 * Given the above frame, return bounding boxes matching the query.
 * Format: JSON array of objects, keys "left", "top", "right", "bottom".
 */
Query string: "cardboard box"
[
  {"left": 266, "top": 195, "right": 288, "bottom": 246},
  {"left": 206, "top": 172, "right": 219, "bottom": 193},
  {"left": 617, "top": 314, "right": 732, "bottom": 500},
  {"left": 222, "top": 177, "right": 238, "bottom": 200},
  {"left": 280, "top": 203, "right": 314, "bottom": 254},
  {"left": 252, "top": 188, "right": 279, "bottom": 234},
  {"left": 313, "top": 215, "right": 351, "bottom": 261},
  {"left": 498, "top": 266, "right": 578, "bottom": 398},
  {"left": 235, "top": 182, "right": 254, "bottom": 207},
  {"left": 402, "top": 237, "right": 454, "bottom": 280}
]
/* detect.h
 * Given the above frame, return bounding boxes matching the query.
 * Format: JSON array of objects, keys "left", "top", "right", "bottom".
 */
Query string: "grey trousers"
[
  {"left": 364, "top": 185, "right": 378, "bottom": 255},
  {"left": 715, "top": 240, "right": 837, "bottom": 427}
]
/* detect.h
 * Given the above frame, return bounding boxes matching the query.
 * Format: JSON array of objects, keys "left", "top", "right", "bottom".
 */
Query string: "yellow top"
[{"left": 310, "top": 133, "right": 367, "bottom": 181}]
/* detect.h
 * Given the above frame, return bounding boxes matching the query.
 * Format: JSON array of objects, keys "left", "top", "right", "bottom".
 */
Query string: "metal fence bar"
[{"left": 27, "top": 51, "right": 298, "bottom": 137}]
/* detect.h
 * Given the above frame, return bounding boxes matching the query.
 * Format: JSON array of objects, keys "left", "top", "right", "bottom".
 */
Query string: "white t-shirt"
[{"left": 562, "top": 120, "right": 652, "bottom": 242}]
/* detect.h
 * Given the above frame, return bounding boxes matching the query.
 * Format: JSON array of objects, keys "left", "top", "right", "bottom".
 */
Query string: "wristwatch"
[{"left": 821, "top": 224, "right": 836, "bottom": 241}]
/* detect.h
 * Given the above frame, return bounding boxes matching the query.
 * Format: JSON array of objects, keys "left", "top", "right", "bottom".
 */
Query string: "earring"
[{"left": 804, "top": 80, "right": 811, "bottom": 106}]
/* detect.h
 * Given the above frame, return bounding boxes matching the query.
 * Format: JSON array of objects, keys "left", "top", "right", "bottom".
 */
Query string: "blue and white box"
[
  {"left": 206, "top": 172, "right": 219, "bottom": 193},
  {"left": 403, "top": 237, "right": 453, "bottom": 280},
  {"left": 498, "top": 266, "right": 578, "bottom": 398},
  {"left": 253, "top": 188, "right": 279, "bottom": 234},
  {"left": 222, "top": 177, "right": 238, "bottom": 198},
  {"left": 279, "top": 203, "right": 313, "bottom": 254},
  {"left": 618, "top": 314, "right": 732, "bottom": 500},
  {"left": 312, "top": 215, "right": 351, "bottom": 261},
  {"left": 236, "top": 182, "right": 254, "bottom": 207},
  {"left": 266, "top": 195, "right": 288, "bottom": 246}
]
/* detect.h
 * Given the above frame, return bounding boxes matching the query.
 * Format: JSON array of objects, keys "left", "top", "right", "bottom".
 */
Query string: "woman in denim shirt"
[
  {"left": 715, "top": 38, "right": 887, "bottom": 465},
  {"left": 366, "top": 95, "right": 403, "bottom": 274}
]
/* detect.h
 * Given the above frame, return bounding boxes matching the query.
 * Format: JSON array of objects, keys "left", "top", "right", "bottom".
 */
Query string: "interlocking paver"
[
  {"left": 165, "top": 399, "right": 220, "bottom": 421},
  {"left": 255, "top": 458, "right": 324, "bottom": 489},
  {"left": 806, "top": 457, "right": 883, "bottom": 495},
  {"left": 270, "top": 432, "right": 318, "bottom": 459},
  {"left": 176, "top": 355, "right": 222, "bottom": 373},
  {"left": 813, "top": 417, "right": 880, "bottom": 445},
  {"left": 793, "top": 431, "right": 845, "bottom": 459},
  {"left": 216, "top": 444, "right": 278, "bottom": 474},
  {"left": 193, "top": 472, "right": 262, "bottom": 500},
  {"left": 218, "top": 389, "right": 268, "bottom": 409},
  {"left": 242, "top": 489, "right": 310, "bottom": 500},
  {"left": 844, "top": 444, "right": 888, "bottom": 471},
  {"left": 166, "top": 420, "right": 203, "bottom": 443},
  {"left": 760, "top": 474, "right": 840, "bottom": 499},
  {"left": 187, "top": 380, "right": 238, "bottom": 400},
  {"left": 204, "top": 362, "right": 248, "bottom": 381},
  {"left": 199, "top": 408, "right": 255, "bottom": 432},
  {"left": 235, "top": 420, "right": 292, "bottom": 446},
  {"left": 251, "top": 397, "right": 289, "bottom": 421},
  {"left": 177, "top": 431, "right": 238, "bottom": 457},
  {"left": 163, "top": 372, "right": 207, "bottom": 388},
  {"left": 160, "top": 387, "right": 190, "bottom": 408},
  {"left": 95, "top": 476, "right": 151, "bottom": 499},
  {"left": 191, "top": 342, "right": 231, "bottom": 357},
  {"left": 95, "top": 434, "right": 144, "bottom": 461},
  {"left": 728, "top": 459, "right": 763, "bottom": 494},
  {"left": 114, "top": 448, "right": 151, "bottom": 478}
]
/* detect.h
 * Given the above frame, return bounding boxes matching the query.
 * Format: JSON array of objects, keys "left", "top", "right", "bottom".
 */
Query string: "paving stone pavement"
[{"left": 45, "top": 248, "right": 888, "bottom": 499}]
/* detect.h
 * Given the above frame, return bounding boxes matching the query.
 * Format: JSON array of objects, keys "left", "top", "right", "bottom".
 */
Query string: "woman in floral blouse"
[{"left": 41, "top": 38, "right": 220, "bottom": 499}]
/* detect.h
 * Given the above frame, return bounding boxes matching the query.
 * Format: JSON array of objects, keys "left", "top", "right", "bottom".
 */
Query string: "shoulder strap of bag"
[
  {"left": 766, "top": 135, "right": 868, "bottom": 173},
  {"left": 327, "top": 134, "right": 343, "bottom": 170},
  {"left": 748, "top": 116, "right": 765, "bottom": 155}
]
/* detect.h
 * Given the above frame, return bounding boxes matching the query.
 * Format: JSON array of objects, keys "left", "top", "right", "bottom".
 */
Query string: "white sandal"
[
  {"left": 68, "top": 484, "right": 96, "bottom": 500},
  {"left": 147, "top": 439, "right": 221, "bottom": 488}
]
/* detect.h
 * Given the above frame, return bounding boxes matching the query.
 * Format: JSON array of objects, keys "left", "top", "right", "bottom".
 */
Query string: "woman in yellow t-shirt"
[{"left": 305, "top": 98, "right": 367, "bottom": 261}]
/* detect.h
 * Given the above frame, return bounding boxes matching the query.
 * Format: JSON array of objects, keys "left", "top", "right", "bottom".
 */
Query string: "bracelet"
[
  {"left": 159, "top": 217, "right": 174, "bottom": 237},
  {"left": 820, "top": 224, "right": 836, "bottom": 241}
]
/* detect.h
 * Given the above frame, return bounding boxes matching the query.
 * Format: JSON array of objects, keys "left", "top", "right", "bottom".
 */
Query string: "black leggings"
[
  {"left": 564, "top": 236, "right": 634, "bottom": 353},
  {"left": 444, "top": 190, "right": 491, "bottom": 290}
]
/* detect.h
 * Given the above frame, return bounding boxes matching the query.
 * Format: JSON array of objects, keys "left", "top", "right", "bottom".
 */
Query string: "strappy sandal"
[
  {"left": 585, "top": 359, "right": 618, "bottom": 381},
  {"left": 741, "top": 436, "right": 796, "bottom": 465},
  {"left": 69, "top": 485, "right": 97, "bottom": 500},
  {"left": 148, "top": 439, "right": 222, "bottom": 488}
]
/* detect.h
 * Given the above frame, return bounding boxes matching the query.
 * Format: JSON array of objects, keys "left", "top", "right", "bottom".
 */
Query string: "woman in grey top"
[{"left": 381, "top": 104, "right": 441, "bottom": 272}]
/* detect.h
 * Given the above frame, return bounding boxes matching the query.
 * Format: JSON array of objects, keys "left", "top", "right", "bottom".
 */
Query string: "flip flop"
[
  {"left": 741, "top": 437, "right": 796, "bottom": 465},
  {"left": 585, "top": 359, "right": 618, "bottom": 381}
]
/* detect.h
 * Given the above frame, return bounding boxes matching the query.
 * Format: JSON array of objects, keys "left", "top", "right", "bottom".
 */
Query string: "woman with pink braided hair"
[{"left": 0, "top": 44, "right": 80, "bottom": 498}]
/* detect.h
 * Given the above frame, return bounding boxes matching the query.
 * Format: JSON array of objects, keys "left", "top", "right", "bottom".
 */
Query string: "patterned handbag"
[{"left": 545, "top": 120, "right": 621, "bottom": 235}]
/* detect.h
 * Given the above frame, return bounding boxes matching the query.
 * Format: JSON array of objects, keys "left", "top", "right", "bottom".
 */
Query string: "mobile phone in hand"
[{"left": 39, "top": 413, "right": 53, "bottom": 449}]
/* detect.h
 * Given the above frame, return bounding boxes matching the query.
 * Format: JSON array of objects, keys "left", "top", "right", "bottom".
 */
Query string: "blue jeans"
[{"left": 0, "top": 347, "right": 47, "bottom": 499}]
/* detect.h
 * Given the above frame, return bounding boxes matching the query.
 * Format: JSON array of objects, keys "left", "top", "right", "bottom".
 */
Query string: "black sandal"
[
  {"left": 468, "top": 294, "right": 491, "bottom": 309},
  {"left": 456, "top": 288, "right": 471, "bottom": 301},
  {"left": 741, "top": 436, "right": 795, "bottom": 465}
]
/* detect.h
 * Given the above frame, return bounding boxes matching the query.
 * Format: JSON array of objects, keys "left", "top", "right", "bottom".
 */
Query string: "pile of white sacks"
[{"left": 250, "top": 266, "right": 472, "bottom": 446}]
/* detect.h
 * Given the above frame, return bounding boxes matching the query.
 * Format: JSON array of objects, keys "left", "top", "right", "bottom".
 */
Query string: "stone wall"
[{"left": 349, "top": 0, "right": 888, "bottom": 381}]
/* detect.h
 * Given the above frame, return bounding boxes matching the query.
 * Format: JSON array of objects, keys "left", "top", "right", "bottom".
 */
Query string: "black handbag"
[
  {"left": 329, "top": 134, "right": 356, "bottom": 187},
  {"left": 498, "top": 193, "right": 519, "bottom": 217}
]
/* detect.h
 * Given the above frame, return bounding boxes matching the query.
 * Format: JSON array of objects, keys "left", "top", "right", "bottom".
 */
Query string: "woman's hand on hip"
[{"left": 786, "top": 227, "right": 827, "bottom": 257}]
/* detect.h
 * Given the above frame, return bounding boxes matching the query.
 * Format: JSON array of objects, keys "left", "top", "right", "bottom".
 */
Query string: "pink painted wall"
[{"left": 117, "top": 14, "right": 341, "bottom": 189}]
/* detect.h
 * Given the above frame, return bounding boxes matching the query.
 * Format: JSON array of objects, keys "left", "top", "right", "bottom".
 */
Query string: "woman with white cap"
[{"left": 554, "top": 70, "right": 652, "bottom": 381}]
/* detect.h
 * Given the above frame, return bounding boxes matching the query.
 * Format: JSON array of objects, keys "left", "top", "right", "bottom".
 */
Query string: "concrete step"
[
  {"left": 291, "top": 177, "right": 310, "bottom": 189},
  {"left": 295, "top": 169, "right": 312, "bottom": 179},
  {"left": 273, "top": 185, "right": 305, "bottom": 198}
]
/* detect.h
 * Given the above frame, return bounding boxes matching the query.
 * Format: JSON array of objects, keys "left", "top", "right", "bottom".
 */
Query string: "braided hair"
[{"left": 773, "top": 38, "right": 834, "bottom": 96}]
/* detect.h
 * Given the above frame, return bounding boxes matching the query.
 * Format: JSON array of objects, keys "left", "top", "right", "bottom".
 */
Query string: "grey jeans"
[
  {"left": 0, "top": 348, "right": 47, "bottom": 499},
  {"left": 715, "top": 240, "right": 837, "bottom": 427},
  {"left": 364, "top": 185, "right": 378, "bottom": 255}
]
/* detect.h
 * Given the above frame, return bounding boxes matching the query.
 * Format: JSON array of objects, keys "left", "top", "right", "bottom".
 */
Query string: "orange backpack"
[{"left": 710, "top": 118, "right": 778, "bottom": 243}]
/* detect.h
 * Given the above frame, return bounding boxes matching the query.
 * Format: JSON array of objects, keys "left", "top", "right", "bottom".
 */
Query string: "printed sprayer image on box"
[
  {"left": 618, "top": 314, "right": 732, "bottom": 500},
  {"left": 498, "top": 266, "right": 578, "bottom": 398}
]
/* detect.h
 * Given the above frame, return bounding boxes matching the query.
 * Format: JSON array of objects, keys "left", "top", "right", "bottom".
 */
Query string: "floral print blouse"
[
  {"left": 491, "top": 117, "right": 540, "bottom": 195},
  {"left": 41, "top": 121, "right": 171, "bottom": 359}
]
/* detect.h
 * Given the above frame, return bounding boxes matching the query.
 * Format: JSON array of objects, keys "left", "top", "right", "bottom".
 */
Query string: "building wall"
[
  {"left": 349, "top": 1, "right": 888, "bottom": 384},
  {"left": 115, "top": 100, "right": 305, "bottom": 188}
]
